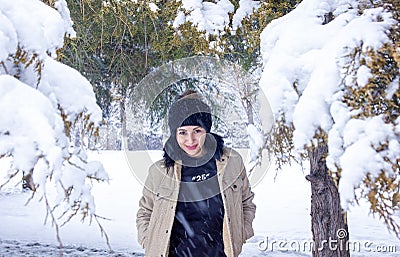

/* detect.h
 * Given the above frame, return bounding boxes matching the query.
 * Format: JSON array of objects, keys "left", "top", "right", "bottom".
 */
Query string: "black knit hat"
[
  {"left": 163, "top": 91, "right": 225, "bottom": 167},
  {"left": 168, "top": 93, "right": 212, "bottom": 133}
]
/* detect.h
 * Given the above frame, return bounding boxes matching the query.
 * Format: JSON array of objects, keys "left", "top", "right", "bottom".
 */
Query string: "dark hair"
[{"left": 163, "top": 90, "right": 225, "bottom": 168}]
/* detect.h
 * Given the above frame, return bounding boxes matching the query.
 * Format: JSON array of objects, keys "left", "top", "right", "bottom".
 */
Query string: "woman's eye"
[
  {"left": 194, "top": 129, "right": 203, "bottom": 134},
  {"left": 178, "top": 131, "right": 186, "bottom": 135}
]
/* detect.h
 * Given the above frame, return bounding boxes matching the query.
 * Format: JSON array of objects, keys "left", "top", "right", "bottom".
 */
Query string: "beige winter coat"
[{"left": 136, "top": 148, "right": 256, "bottom": 257}]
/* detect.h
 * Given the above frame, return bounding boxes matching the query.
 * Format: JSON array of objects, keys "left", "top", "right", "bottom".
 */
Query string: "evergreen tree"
[
  {"left": 61, "top": 0, "right": 164, "bottom": 148},
  {"left": 141, "top": 0, "right": 299, "bottom": 148},
  {"left": 62, "top": 0, "right": 300, "bottom": 150},
  {"left": 260, "top": 1, "right": 399, "bottom": 256},
  {"left": 0, "top": 0, "right": 109, "bottom": 250}
]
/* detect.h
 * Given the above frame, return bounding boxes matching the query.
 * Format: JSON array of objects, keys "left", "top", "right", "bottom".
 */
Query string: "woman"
[{"left": 136, "top": 90, "right": 256, "bottom": 257}]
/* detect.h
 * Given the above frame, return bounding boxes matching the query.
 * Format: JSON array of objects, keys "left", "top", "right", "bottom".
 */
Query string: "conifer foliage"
[
  {"left": 260, "top": 1, "right": 399, "bottom": 255},
  {"left": 0, "top": 0, "right": 109, "bottom": 249}
]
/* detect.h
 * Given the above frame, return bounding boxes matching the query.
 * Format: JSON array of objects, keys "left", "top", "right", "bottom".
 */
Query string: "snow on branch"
[
  {"left": 0, "top": 0, "right": 109, "bottom": 250},
  {"left": 0, "top": 0, "right": 69, "bottom": 58},
  {"left": 0, "top": 75, "right": 66, "bottom": 174},
  {"left": 173, "top": 0, "right": 261, "bottom": 36},
  {"left": 173, "top": 0, "right": 234, "bottom": 36},
  {"left": 232, "top": 0, "right": 261, "bottom": 31},
  {"left": 39, "top": 57, "right": 102, "bottom": 127},
  {"left": 260, "top": 0, "right": 399, "bottom": 219}
]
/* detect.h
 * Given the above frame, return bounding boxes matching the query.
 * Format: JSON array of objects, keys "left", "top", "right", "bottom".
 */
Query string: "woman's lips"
[{"left": 185, "top": 145, "right": 198, "bottom": 150}]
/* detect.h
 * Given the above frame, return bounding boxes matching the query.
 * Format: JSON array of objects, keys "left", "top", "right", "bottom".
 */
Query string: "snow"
[
  {"left": 0, "top": 0, "right": 71, "bottom": 58},
  {"left": 53, "top": 0, "right": 76, "bottom": 39},
  {"left": 386, "top": 77, "right": 399, "bottom": 99},
  {"left": 0, "top": 0, "right": 100, "bottom": 125},
  {"left": 173, "top": 0, "right": 234, "bottom": 35},
  {"left": 0, "top": 0, "right": 398, "bottom": 255},
  {"left": 356, "top": 65, "right": 372, "bottom": 87},
  {"left": 339, "top": 116, "right": 400, "bottom": 208},
  {"left": 246, "top": 124, "right": 264, "bottom": 163},
  {"left": 0, "top": 151, "right": 399, "bottom": 256},
  {"left": 0, "top": 75, "right": 66, "bottom": 173},
  {"left": 173, "top": 0, "right": 261, "bottom": 49},
  {"left": 173, "top": 0, "right": 234, "bottom": 36},
  {"left": 232, "top": 0, "right": 260, "bottom": 31},
  {"left": 0, "top": 10, "right": 17, "bottom": 61},
  {"left": 0, "top": 0, "right": 106, "bottom": 232},
  {"left": 259, "top": 0, "right": 399, "bottom": 209},
  {"left": 38, "top": 57, "right": 102, "bottom": 125},
  {"left": 148, "top": 3, "right": 159, "bottom": 13}
]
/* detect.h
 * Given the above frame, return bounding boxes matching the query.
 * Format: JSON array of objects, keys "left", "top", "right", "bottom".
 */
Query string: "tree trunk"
[
  {"left": 306, "top": 143, "right": 350, "bottom": 257},
  {"left": 106, "top": 123, "right": 111, "bottom": 150},
  {"left": 120, "top": 96, "right": 128, "bottom": 150},
  {"left": 22, "top": 169, "right": 35, "bottom": 191},
  {"left": 245, "top": 98, "right": 254, "bottom": 125}
]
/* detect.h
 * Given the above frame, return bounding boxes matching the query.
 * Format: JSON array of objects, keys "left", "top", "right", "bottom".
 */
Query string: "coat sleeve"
[
  {"left": 136, "top": 165, "right": 156, "bottom": 249},
  {"left": 241, "top": 165, "right": 256, "bottom": 242}
]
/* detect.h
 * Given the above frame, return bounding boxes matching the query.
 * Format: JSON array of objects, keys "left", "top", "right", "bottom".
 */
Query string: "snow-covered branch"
[
  {"left": 260, "top": 0, "right": 399, "bottom": 234},
  {"left": 0, "top": 0, "right": 109, "bottom": 249}
]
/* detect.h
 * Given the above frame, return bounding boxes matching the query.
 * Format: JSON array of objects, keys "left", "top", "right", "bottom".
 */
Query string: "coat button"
[{"left": 166, "top": 230, "right": 168, "bottom": 233}]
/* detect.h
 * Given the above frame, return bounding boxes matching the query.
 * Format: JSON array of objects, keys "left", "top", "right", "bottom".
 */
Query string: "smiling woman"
[
  {"left": 176, "top": 126, "right": 207, "bottom": 157},
  {"left": 136, "top": 90, "right": 256, "bottom": 257}
]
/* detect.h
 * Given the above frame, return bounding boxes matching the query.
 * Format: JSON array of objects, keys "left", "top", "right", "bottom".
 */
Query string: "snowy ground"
[{"left": 0, "top": 150, "right": 399, "bottom": 256}]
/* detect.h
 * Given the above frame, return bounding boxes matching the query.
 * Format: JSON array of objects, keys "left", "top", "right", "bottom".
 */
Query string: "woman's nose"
[{"left": 186, "top": 133, "right": 195, "bottom": 144}]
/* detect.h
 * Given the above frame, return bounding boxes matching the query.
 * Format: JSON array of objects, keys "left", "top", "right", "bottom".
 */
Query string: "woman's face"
[{"left": 176, "top": 125, "right": 206, "bottom": 157}]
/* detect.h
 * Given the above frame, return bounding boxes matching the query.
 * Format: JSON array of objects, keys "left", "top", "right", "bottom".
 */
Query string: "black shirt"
[{"left": 169, "top": 158, "right": 226, "bottom": 257}]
